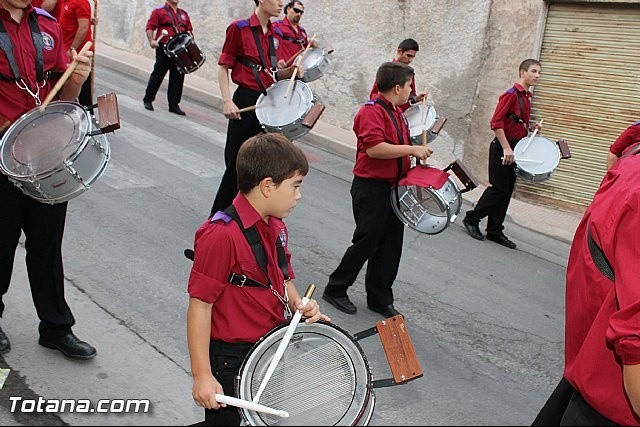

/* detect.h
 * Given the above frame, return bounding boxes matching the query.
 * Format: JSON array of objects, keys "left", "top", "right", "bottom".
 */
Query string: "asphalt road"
[{"left": 0, "top": 65, "right": 569, "bottom": 425}]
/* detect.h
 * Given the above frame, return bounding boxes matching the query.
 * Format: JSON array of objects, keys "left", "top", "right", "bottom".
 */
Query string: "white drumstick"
[
  {"left": 503, "top": 157, "right": 544, "bottom": 164},
  {"left": 520, "top": 119, "right": 544, "bottom": 153},
  {"left": 155, "top": 29, "right": 168, "bottom": 44},
  {"left": 216, "top": 394, "right": 289, "bottom": 418},
  {"left": 253, "top": 284, "right": 316, "bottom": 403}
]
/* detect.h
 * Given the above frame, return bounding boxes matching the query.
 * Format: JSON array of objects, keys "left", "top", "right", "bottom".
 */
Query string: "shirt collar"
[
  {"left": 513, "top": 82, "right": 531, "bottom": 97},
  {"left": 249, "top": 12, "right": 274, "bottom": 33}
]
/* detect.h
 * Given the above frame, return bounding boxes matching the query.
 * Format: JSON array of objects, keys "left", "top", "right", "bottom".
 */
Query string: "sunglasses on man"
[{"left": 292, "top": 7, "right": 304, "bottom": 14}]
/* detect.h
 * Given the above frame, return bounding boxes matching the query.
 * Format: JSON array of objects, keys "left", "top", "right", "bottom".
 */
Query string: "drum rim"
[
  {"left": 405, "top": 104, "right": 438, "bottom": 138},
  {"left": 165, "top": 32, "right": 192, "bottom": 51},
  {"left": 255, "top": 80, "right": 315, "bottom": 129},
  {"left": 513, "top": 135, "right": 561, "bottom": 175},
  {"left": 236, "top": 320, "right": 374, "bottom": 426},
  {"left": 0, "top": 102, "right": 93, "bottom": 179}
]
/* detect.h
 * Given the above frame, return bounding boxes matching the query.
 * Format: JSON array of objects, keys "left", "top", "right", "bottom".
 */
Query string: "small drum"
[
  {"left": 391, "top": 160, "right": 478, "bottom": 235},
  {"left": 513, "top": 135, "right": 567, "bottom": 182},
  {"left": 404, "top": 104, "right": 447, "bottom": 145},
  {"left": 255, "top": 80, "right": 325, "bottom": 140},
  {"left": 0, "top": 101, "right": 113, "bottom": 204},
  {"left": 300, "top": 48, "right": 330, "bottom": 83},
  {"left": 237, "top": 321, "right": 375, "bottom": 426},
  {"left": 164, "top": 33, "right": 206, "bottom": 74}
]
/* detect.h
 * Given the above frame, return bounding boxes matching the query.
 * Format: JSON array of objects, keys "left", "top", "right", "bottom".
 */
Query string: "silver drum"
[
  {"left": 513, "top": 135, "right": 560, "bottom": 182},
  {"left": 300, "top": 48, "right": 330, "bottom": 82},
  {"left": 404, "top": 103, "right": 440, "bottom": 145},
  {"left": 255, "top": 80, "right": 316, "bottom": 140}
]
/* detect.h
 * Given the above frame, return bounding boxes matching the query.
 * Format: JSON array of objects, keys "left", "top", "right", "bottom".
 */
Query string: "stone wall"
[{"left": 94, "top": 0, "right": 546, "bottom": 183}]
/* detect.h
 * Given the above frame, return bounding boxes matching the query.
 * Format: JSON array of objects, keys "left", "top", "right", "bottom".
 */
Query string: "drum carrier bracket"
[{"left": 353, "top": 315, "right": 423, "bottom": 388}]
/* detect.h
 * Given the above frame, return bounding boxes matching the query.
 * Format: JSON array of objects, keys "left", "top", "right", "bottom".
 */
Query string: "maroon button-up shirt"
[
  {"left": 490, "top": 82, "right": 532, "bottom": 146},
  {"left": 610, "top": 122, "right": 640, "bottom": 157},
  {"left": 0, "top": 5, "right": 68, "bottom": 124},
  {"left": 273, "top": 17, "right": 308, "bottom": 64},
  {"left": 187, "top": 193, "right": 295, "bottom": 343},
  {"left": 352, "top": 95, "right": 412, "bottom": 183},
  {"left": 145, "top": 2, "right": 193, "bottom": 44}
]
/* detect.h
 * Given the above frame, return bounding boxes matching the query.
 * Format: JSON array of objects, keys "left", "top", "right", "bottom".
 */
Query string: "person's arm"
[
  {"left": 187, "top": 297, "right": 225, "bottom": 410},
  {"left": 623, "top": 364, "right": 640, "bottom": 416},
  {"left": 146, "top": 29, "right": 159, "bottom": 48},
  {"left": 285, "top": 281, "right": 330, "bottom": 324},
  {"left": 57, "top": 49, "right": 92, "bottom": 101},
  {"left": 366, "top": 142, "right": 432, "bottom": 161},
  {"left": 607, "top": 151, "right": 619, "bottom": 170},
  {"left": 69, "top": 18, "right": 90, "bottom": 53},
  {"left": 218, "top": 64, "right": 240, "bottom": 120}
]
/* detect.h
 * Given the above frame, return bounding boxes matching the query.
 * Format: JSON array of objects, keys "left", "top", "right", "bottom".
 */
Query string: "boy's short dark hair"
[
  {"left": 519, "top": 58, "right": 541, "bottom": 73},
  {"left": 398, "top": 38, "right": 419, "bottom": 52},
  {"left": 237, "top": 133, "right": 309, "bottom": 194},
  {"left": 254, "top": 0, "right": 259, "bottom": 6},
  {"left": 375, "top": 62, "right": 415, "bottom": 93}
]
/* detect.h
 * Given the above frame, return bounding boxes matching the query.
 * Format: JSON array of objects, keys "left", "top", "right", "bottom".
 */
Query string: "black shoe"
[
  {"left": 462, "top": 217, "right": 484, "bottom": 241},
  {"left": 143, "top": 101, "right": 154, "bottom": 111},
  {"left": 322, "top": 292, "right": 357, "bottom": 315},
  {"left": 39, "top": 332, "right": 97, "bottom": 360},
  {"left": 486, "top": 234, "right": 517, "bottom": 249},
  {"left": 368, "top": 304, "right": 402, "bottom": 318},
  {"left": 169, "top": 106, "right": 186, "bottom": 116},
  {"left": 0, "top": 326, "right": 10, "bottom": 355},
  {"left": 184, "top": 249, "right": 195, "bottom": 261}
]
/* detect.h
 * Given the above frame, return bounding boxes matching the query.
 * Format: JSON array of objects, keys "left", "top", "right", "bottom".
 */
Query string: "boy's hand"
[{"left": 192, "top": 374, "right": 225, "bottom": 410}]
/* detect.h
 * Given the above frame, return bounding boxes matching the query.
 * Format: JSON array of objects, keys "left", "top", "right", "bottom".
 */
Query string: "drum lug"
[{"left": 64, "top": 160, "right": 86, "bottom": 186}]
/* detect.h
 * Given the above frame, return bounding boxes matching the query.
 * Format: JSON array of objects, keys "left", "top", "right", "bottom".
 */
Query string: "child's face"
[{"left": 269, "top": 171, "right": 305, "bottom": 218}]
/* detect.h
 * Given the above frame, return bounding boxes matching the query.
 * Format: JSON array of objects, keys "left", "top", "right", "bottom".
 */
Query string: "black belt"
[{"left": 0, "top": 70, "right": 63, "bottom": 81}]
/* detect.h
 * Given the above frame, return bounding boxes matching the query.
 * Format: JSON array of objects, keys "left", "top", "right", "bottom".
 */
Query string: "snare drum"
[
  {"left": 0, "top": 102, "right": 110, "bottom": 204},
  {"left": 300, "top": 48, "right": 330, "bottom": 83},
  {"left": 404, "top": 104, "right": 447, "bottom": 145},
  {"left": 164, "top": 33, "right": 206, "bottom": 74},
  {"left": 513, "top": 135, "right": 560, "bottom": 182},
  {"left": 391, "top": 165, "right": 461, "bottom": 235},
  {"left": 255, "top": 80, "right": 324, "bottom": 140},
  {"left": 236, "top": 321, "right": 375, "bottom": 426}
]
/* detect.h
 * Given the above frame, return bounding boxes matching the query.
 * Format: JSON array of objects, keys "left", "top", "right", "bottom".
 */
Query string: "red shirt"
[
  {"left": 0, "top": 5, "right": 68, "bottom": 123},
  {"left": 59, "top": 0, "right": 93, "bottom": 51},
  {"left": 187, "top": 193, "right": 295, "bottom": 343},
  {"left": 218, "top": 13, "right": 283, "bottom": 92},
  {"left": 564, "top": 153, "right": 640, "bottom": 425},
  {"left": 610, "top": 122, "right": 640, "bottom": 157},
  {"left": 145, "top": 2, "right": 193, "bottom": 45},
  {"left": 31, "top": 0, "right": 63, "bottom": 20},
  {"left": 273, "top": 17, "right": 307, "bottom": 64},
  {"left": 352, "top": 95, "right": 412, "bottom": 183},
  {"left": 490, "top": 83, "right": 531, "bottom": 146},
  {"left": 369, "top": 58, "right": 416, "bottom": 112}
]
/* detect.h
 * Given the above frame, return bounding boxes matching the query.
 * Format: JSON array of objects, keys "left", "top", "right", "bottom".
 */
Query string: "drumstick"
[
  {"left": 252, "top": 284, "right": 316, "bottom": 403},
  {"left": 39, "top": 41, "right": 93, "bottom": 112},
  {"left": 283, "top": 34, "right": 316, "bottom": 99},
  {"left": 155, "top": 29, "right": 168, "bottom": 44},
  {"left": 237, "top": 105, "right": 257, "bottom": 113},
  {"left": 284, "top": 47, "right": 304, "bottom": 67},
  {"left": 506, "top": 157, "right": 544, "bottom": 164},
  {"left": 520, "top": 119, "right": 544, "bottom": 153},
  {"left": 215, "top": 394, "right": 289, "bottom": 418}
]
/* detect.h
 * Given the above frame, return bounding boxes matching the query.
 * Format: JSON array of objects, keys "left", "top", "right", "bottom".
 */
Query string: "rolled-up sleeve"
[
  {"left": 218, "top": 24, "right": 239, "bottom": 68},
  {"left": 187, "top": 224, "right": 234, "bottom": 304}
]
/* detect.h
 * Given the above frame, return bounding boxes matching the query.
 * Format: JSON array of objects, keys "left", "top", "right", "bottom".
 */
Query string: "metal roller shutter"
[{"left": 516, "top": 2, "right": 640, "bottom": 208}]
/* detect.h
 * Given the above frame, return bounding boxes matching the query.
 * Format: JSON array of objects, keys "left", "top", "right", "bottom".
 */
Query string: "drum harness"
[
  {"left": 202, "top": 205, "right": 292, "bottom": 316},
  {"left": 587, "top": 144, "right": 640, "bottom": 282},
  {"left": 162, "top": 4, "right": 187, "bottom": 43},
  {"left": 0, "top": 12, "right": 63, "bottom": 105},
  {"left": 373, "top": 98, "right": 410, "bottom": 210},
  {"left": 235, "top": 26, "right": 279, "bottom": 95}
]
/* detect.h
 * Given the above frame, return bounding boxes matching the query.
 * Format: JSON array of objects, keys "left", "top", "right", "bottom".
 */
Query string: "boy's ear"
[{"left": 259, "top": 177, "right": 275, "bottom": 197}]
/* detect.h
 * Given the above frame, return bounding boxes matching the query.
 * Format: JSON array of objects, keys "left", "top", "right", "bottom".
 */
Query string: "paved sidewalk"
[{"left": 94, "top": 43, "right": 584, "bottom": 244}]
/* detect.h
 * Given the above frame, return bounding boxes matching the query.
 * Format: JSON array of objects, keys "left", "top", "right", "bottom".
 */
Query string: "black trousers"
[
  {"left": 560, "top": 392, "right": 619, "bottom": 426},
  {"left": 0, "top": 175, "right": 75, "bottom": 336},
  {"left": 209, "top": 87, "right": 263, "bottom": 217},
  {"left": 78, "top": 72, "right": 93, "bottom": 108},
  {"left": 143, "top": 46, "right": 184, "bottom": 107},
  {"left": 325, "top": 176, "right": 404, "bottom": 307},
  {"left": 202, "top": 340, "right": 253, "bottom": 426},
  {"left": 465, "top": 138, "right": 516, "bottom": 237}
]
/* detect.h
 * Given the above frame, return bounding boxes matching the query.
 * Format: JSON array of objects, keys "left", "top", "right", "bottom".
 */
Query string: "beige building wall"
[{"left": 95, "top": 0, "right": 549, "bottom": 184}]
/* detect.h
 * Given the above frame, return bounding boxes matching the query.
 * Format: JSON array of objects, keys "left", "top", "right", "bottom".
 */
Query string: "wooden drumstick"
[
  {"left": 39, "top": 41, "right": 93, "bottom": 112},
  {"left": 521, "top": 119, "right": 544, "bottom": 153},
  {"left": 253, "top": 284, "right": 316, "bottom": 403},
  {"left": 215, "top": 394, "right": 289, "bottom": 418},
  {"left": 284, "top": 47, "right": 304, "bottom": 67},
  {"left": 155, "top": 29, "right": 168, "bottom": 44},
  {"left": 237, "top": 105, "right": 257, "bottom": 113},
  {"left": 283, "top": 34, "right": 316, "bottom": 99}
]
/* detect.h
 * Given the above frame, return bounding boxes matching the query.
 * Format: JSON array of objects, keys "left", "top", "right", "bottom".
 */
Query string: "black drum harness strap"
[
  {"left": 507, "top": 88, "right": 528, "bottom": 128},
  {"left": 235, "top": 26, "right": 277, "bottom": 95},
  {"left": 163, "top": 5, "right": 183, "bottom": 36},
  {"left": 0, "top": 12, "right": 62, "bottom": 104},
  {"left": 373, "top": 98, "right": 410, "bottom": 209}
]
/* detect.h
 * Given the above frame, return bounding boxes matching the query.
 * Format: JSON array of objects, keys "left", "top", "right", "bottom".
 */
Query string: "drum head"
[
  {"left": 237, "top": 321, "right": 374, "bottom": 426},
  {"left": 0, "top": 102, "right": 91, "bottom": 178},
  {"left": 166, "top": 33, "right": 190, "bottom": 51},
  {"left": 301, "top": 48, "right": 324, "bottom": 70},
  {"left": 404, "top": 104, "right": 437, "bottom": 140},
  {"left": 255, "top": 80, "right": 314, "bottom": 128},
  {"left": 513, "top": 136, "right": 560, "bottom": 180}
]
